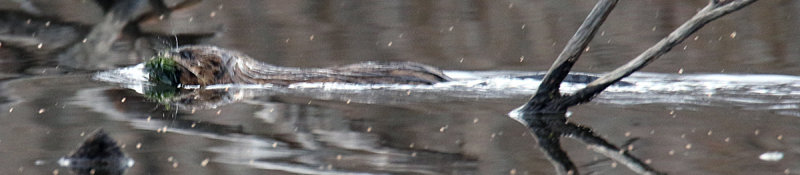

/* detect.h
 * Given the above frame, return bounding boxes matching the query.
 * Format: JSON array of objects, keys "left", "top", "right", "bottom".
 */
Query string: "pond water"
[{"left": 1, "top": 0, "right": 799, "bottom": 174}]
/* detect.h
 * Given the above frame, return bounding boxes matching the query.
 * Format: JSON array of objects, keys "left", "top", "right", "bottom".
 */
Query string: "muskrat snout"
[{"left": 178, "top": 50, "right": 194, "bottom": 60}]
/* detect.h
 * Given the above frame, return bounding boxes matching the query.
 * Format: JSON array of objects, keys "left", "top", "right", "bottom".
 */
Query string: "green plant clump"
[
  {"left": 143, "top": 83, "right": 179, "bottom": 109},
  {"left": 144, "top": 56, "right": 180, "bottom": 86}
]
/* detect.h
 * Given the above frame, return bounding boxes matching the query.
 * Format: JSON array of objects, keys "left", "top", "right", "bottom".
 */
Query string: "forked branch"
[
  {"left": 526, "top": 0, "right": 618, "bottom": 113},
  {"left": 560, "top": 0, "right": 758, "bottom": 106},
  {"left": 516, "top": 0, "right": 758, "bottom": 175}
]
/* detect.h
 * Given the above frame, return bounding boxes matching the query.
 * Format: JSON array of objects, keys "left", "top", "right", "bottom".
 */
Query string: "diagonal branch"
[
  {"left": 526, "top": 0, "right": 618, "bottom": 113},
  {"left": 560, "top": 0, "right": 758, "bottom": 106}
]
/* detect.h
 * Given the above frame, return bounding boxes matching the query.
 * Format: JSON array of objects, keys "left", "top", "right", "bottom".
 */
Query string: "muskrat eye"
[{"left": 179, "top": 50, "right": 193, "bottom": 60}]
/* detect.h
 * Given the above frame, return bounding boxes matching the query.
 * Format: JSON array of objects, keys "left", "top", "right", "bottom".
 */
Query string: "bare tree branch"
[
  {"left": 526, "top": 0, "right": 617, "bottom": 113},
  {"left": 560, "top": 0, "right": 758, "bottom": 106},
  {"left": 514, "top": 0, "right": 759, "bottom": 174}
]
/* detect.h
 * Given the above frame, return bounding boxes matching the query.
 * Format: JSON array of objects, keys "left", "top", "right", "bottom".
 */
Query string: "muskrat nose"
[{"left": 177, "top": 50, "right": 194, "bottom": 60}]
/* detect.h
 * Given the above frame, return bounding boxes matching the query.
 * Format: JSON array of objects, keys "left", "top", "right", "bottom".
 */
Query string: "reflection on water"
[{"left": 1, "top": 0, "right": 800, "bottom": 174}]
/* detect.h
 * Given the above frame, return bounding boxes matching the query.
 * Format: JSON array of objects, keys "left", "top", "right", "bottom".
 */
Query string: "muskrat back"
[{"left": 159, "top": 46, "right": 452, "bottom": 86}]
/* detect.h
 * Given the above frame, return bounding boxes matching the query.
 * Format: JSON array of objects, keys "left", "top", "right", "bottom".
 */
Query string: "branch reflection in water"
[{"left": 509, "top": 110, "right": 659, "bottom": 175}]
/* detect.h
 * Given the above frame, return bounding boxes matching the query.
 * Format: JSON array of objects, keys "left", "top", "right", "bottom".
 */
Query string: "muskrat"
[{"left": 155, "top": 46, "right": 452, "bottom": 86}]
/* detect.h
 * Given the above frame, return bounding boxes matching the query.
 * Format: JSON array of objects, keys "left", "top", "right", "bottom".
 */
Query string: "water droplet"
[
  {"left": 120, "top": 98, "right": 126, "bottom": 103},
  {"left": 38, "top": 108, "right": 45, "bottom": 114},
  {"left": 201, "top": 158, "right": 210, "bottom": 167}
]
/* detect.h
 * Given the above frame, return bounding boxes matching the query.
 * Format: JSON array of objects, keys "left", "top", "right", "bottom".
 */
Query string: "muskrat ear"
[{"left": 179, "top": 50, "right": 194, "bottom": 60}]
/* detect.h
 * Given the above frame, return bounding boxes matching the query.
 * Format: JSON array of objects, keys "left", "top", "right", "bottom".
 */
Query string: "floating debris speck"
[
  {"left": 201, "top": 158, "right": 210, "bottom": 167},
  {"left": 759, "top": 151, "right": 783, "bottom": 162}
]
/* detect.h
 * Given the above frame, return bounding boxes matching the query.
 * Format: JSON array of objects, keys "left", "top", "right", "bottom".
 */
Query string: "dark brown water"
[{"left": 1, "top": 1, "right": 800, "bottom": 174}]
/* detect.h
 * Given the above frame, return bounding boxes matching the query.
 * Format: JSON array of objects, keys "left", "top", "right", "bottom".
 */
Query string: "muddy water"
[{"left": 1, "top": 0, "right": 799, "bottom": 175}]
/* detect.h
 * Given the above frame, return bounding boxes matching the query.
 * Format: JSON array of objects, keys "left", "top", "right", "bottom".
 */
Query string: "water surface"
[{"left": 1, "top": 0, "right": 800, "bottom": 174}]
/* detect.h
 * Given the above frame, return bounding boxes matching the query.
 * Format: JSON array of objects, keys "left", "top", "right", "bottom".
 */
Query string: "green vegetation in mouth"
[
  {"left": 143, "top": 84, "right": 179, "bottom": 110},
  {"left": 144, "top": 56, "right": 180, "bottom": 86}
]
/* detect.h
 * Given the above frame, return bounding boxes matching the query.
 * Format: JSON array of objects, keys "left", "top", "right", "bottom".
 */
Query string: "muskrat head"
[{"left": 159, "top": 46, "right": 231, "bottom": 86}]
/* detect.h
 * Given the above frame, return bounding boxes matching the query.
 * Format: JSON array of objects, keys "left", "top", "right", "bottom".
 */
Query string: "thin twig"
[{"left": 561, "top": 0, "right": 758, "bottom": 106}]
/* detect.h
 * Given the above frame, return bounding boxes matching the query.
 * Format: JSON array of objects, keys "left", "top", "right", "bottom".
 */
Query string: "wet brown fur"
[{"left": 164, "top": 46, "right": 451, "bottom": 86}]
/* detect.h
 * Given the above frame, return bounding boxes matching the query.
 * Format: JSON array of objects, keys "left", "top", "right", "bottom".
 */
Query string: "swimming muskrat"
[
  {"left": 157, "top": 46, "right": 452, "bottom": 86},
  {"left": 149, "top": 46, "right": 631, "bottom": 87}
]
